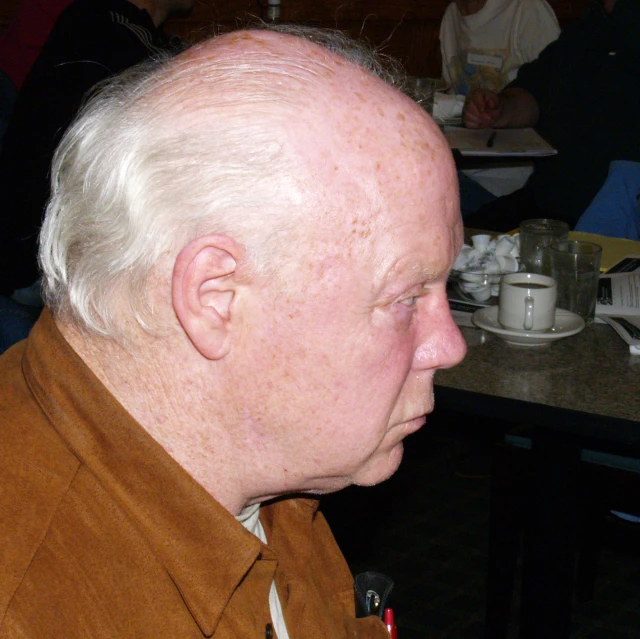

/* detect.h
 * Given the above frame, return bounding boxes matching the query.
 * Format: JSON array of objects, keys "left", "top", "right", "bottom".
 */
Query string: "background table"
[{"left": 435, "top": 321, "right": 640, "bottom": 638}]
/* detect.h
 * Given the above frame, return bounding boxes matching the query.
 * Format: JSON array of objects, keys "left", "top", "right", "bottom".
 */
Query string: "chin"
[
  {"left": 353, "top": 441, "right": 405, "bottom": 488},
  {"left": 300, "top": 441, "right": 407, "bottom": 496}
]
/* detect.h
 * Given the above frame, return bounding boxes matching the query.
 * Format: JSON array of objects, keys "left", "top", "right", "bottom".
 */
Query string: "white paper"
[
  {"left": 443, "top": 126, "right": 557, "bottom": 157},
  {"left": 597, "top": 272, "right": 640, "bottom": 315},
  {"left": 466, "top": 52, "right": 503, "bottom": 70},
  {"left": 596, "top": 258, "right": 640, "bottom": 353}
]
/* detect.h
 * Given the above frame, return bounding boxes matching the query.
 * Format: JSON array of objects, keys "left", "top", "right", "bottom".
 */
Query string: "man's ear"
[{"left": 172, "top": 234, "right": 243, "bottom": 360}]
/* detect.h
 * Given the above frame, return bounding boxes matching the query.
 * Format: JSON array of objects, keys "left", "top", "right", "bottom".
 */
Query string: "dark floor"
[{"left": 321, "top": 408, "right": 640, "bottom": 639}]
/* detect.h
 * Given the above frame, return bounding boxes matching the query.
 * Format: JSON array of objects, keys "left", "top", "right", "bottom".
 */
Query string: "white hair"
[{"left": 38, "top": 26, "right": 404, "bottom": 339}]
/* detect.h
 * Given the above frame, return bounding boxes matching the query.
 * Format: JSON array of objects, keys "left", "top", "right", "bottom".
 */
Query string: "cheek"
[
  {"left": 349, "top": 319, "right": 419, "bottom": 408},
  {"left": 245, "top": 296, "right": 418, "bottom": 423},
  {"left": 373, "top": 305, "right": 421, "bottom": 365}
]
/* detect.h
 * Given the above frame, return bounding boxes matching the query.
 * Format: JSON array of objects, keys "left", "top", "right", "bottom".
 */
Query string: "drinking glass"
[
  {"left": 519, "top": 219, "right": 569, "bottom": 276},
  {"left": 550, "top": 240, "right": 602, "bottom": 325}
]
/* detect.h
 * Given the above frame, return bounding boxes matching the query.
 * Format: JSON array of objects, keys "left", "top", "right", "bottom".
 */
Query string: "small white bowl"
[{"left": 449, "top": 266, "right": 519, "bottom": 303}]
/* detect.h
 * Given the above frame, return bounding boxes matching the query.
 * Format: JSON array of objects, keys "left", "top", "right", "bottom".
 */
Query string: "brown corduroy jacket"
[{"left": 0, "top": 311, "right": 388, "bottom": 638}]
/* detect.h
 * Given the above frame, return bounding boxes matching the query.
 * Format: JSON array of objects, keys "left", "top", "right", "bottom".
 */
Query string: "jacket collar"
[{"left": 23, "top": 310, "right": 273, "bottom": 635}]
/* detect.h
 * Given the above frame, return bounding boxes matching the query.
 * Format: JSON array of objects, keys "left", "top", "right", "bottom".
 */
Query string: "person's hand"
[{"left": 463, "top": 89, "right": 503, "bottom": 129}]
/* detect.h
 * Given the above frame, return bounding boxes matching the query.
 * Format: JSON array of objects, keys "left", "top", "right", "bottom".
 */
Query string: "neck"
[{"left": 56, "top": 318, "right": 261, "bottom": 515}]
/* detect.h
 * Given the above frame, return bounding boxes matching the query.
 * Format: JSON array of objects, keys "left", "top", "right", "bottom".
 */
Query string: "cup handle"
[{"left": 524, "top": 296, "right": 534, "bottom": 331}]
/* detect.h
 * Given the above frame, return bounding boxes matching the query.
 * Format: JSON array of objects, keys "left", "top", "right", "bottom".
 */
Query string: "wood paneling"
[
  {"left": 163, "top": 0, "right": 593, "bottom": 77},
  {"left": 1, "top": 0, "right": 594, "bottom": 78},
  {"left": 0, "top": 0, "right": 20, "bottom": 27}
]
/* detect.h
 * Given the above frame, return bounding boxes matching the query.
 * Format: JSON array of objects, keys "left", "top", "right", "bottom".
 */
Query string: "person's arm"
[{"left": 462, "top": 87, "right": 540, "bottom": 129}]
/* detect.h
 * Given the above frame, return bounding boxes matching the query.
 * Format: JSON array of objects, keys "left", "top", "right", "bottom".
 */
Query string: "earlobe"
[{"left": 172, "top": 235, "right": 241, "bottom": 360}]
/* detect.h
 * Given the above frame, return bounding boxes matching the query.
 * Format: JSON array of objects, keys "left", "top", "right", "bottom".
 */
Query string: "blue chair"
[
  {"left": 0, "top": 295, "right": 41, "bottom": 354},
  {"left": 575, "top": 161, "right": 640, "bottom": 240}
]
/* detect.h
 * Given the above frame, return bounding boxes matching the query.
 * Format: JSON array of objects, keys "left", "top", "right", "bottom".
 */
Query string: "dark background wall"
[{"left": 0, "top": 0, "right": 592, "bottom": 78}]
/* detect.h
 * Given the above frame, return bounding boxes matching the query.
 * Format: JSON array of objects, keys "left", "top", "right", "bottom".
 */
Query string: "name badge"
[{"left": 467, "top": 52, "right": 503, "bottom": 70}]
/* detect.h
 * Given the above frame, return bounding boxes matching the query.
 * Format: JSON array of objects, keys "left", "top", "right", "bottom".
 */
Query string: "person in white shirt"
[
  {"left": 439, "top": 0, "right": 560, "bottom": 214},
  {"left": 440, "top": 0, "right": 560, "bottom": 96}
]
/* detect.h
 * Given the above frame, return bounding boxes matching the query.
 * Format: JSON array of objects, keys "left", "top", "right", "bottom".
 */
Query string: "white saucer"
[{"left": 471, "top": 306, "right": 585, "bottom": 347}]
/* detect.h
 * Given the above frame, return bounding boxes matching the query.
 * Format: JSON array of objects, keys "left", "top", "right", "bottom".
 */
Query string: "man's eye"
[{"left": 400, "top": 295, "right": 418, "bottom": 308}]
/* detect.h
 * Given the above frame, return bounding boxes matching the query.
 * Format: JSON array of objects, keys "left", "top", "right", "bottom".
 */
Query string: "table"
[{"left": 434, "top": 321, "right": 640, "bottom": 639}]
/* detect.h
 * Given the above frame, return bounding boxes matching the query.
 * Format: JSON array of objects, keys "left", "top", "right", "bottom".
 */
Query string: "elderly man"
[
  {"left": 461, "top": 0, "right": 640, "bottom": 230},
  {"left": 0, "top": 27, "right": 466, "bottom": 638}
]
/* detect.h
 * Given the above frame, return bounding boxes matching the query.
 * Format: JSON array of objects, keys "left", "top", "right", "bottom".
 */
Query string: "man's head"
[{"left": 40, "top": 27, "right": 466, "bottom": 511}]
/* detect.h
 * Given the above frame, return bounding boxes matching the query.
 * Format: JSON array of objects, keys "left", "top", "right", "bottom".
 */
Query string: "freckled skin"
[
  {"left": 67, "top": 31, "right": 468, "bottom": 515},
  {"left": 213, "top": 32, "right": 467, "bottom": 496}
]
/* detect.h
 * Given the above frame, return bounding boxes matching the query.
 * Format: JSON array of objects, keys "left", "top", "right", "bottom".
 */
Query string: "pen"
[
  {"left": 384, "top": 608, "right": 397, "bottom": 639},
  {"left": 486, "top": 131, "right": 497, "bottom": 148}
]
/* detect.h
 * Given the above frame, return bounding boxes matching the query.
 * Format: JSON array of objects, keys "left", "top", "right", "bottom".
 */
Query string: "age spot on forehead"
[{"left": 226, "top": 32, "right": 253, "bottom": 44}]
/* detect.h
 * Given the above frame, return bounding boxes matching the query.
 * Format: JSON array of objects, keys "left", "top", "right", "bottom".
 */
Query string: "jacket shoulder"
[{"left": 0, "top": 347, "right": 79, "bottom": 620}]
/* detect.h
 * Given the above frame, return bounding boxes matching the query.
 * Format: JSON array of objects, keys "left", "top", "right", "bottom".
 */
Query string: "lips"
[
  {"left": 402, "top": 405, "right": 432, "bottom": 424},
  {"left": 397, "top": 415, "right": 427, "bottom": 432}
]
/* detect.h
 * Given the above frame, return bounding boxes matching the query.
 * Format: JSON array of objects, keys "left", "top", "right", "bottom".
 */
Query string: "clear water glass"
[
  {"left": 550, "top": 240, "right": 602, "bottom": 325},
  {"left": 519, "top": 219, "right": 570, "bottom": 276}
]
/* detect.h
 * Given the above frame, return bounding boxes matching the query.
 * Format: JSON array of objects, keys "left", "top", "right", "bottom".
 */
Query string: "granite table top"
[{"left": 435, "top": 321, "right": 640, "bottom": 444}]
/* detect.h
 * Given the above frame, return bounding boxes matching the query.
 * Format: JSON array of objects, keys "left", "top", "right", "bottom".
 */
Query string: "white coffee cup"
[{"left": 498, "top": 273, "right": 557, "bottom": 332}]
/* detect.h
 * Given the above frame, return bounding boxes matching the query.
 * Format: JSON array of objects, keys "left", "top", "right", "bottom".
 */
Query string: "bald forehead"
[
  {"left": 210, "top": 31, "right": 452, "bottom": 230},
  {"left": 150, "top": 29, "right": 385, "bottom": 133},
  {"left": 179, "top": 29, "right": 357, "bottom": 87},
  {"left": 168, "top": 29, "right": 438, "bottom": 145},
  {"left": 200, "top": 29, "right": 335, "bottom": 62},
  {"left": 159, "top": 29, "right": 455, "bottom": 238},
  {"left": 254, "top": 38, "right": 450, "bottom": 221},
  {"left": 173, "top": 29, "right": 448, "bottom": 179}
]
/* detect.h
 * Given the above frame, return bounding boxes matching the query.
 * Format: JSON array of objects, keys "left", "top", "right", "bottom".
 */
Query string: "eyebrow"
[
  {"left": 406, "top": 262, "right": 443, "bottom": 281},
  {"left": 374, "top": 261, "right": 443, "bottom": 297}
]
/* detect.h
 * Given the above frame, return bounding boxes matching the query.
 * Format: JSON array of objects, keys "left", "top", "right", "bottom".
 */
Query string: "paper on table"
[
  {"left": 597, "top": 271, "right": 640, "bottom": 314},
  {"left": 443, "top": 126, "right": 557, "bottom": 157},
  {"left": 595, "top": 256, "right": 640, "bottom": 354}
]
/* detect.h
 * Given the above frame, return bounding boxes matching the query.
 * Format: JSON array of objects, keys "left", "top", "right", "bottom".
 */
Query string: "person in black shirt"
[
  {"left": 0, "top": 0, "right": 191, "bottom": 300},
  {"left": 461, "top": 0, "right": 640, "bottom": 231}
]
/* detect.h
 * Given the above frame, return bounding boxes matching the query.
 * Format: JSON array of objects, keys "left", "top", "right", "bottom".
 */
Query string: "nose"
[{"left": 412, "top": 288, "right": 467, "bottom": 371}]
